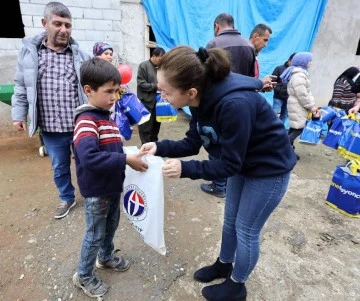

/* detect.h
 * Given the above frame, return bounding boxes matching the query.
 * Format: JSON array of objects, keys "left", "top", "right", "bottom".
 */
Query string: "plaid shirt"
[{"left": 37, "top": 41, "right": 80, "bottom": 132}]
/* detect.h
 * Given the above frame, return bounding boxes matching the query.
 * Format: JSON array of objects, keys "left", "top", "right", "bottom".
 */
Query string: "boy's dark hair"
[
  {"left": 152, "top": 47, "right": 166, "bottom": 57},
  {"left": 80, "top": 58, "right": 121, "bottom": 90},
  {"left": 250, "top": 23, "right": 272, "bottom": 38},
  {"left": 214, "top": 13, "right": 234, "bottom": 28}
]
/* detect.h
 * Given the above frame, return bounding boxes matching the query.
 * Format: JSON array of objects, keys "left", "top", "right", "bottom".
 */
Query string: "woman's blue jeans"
[
  {"left": 219, "top": 172, "right": 291, "bottom": 282},
  {"left": 41, "top": 131, "right": 75, "bottom": 202},
  {"left": 78, "top": 194, "right": 121, "bottom": 278}
]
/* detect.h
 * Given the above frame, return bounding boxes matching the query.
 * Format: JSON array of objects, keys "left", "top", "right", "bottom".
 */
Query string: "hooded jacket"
[
  {"left": 155, "top": 72, "right": 297, "bottom": 180},
  {"left": 11, "top": 32, "right": 91, "bottom": 137},
  {"left": 287, "top": 67, "right": 316, "bottom": 129},
  {"left": 73, "top": 104, "right": 126, "bottom": 198}
]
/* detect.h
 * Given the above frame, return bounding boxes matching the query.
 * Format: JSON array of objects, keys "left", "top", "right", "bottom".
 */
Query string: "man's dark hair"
[
  {"left": 80, "top": 58, "right": 121, "bottom": 90},
  {"left": 250, "top": 23, "right": 272, "bottom": 38},
  {"left": 44, "top": 2, "right": 72, "bottom": 20},
  {"left": 152, "top": 47, "right": 166, "bottom": 57},
  {"left": 214, "top": 13, "right": 234, "bottom": 28},
  {"left": 289, "top": 52, "right": 297, "bottom": 61}
]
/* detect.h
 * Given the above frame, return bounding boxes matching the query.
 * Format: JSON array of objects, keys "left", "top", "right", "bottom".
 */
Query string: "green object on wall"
[{"left": 0, "top": 84, "right": 14, "bottom": 106}]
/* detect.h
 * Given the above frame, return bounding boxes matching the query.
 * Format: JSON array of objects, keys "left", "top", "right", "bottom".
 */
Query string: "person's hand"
[
  {"left": 311, "top": 108, "right": 321, "bottom": 118},
  {"left": 126, "top": 152, "right": 148, "bottom": 172},
  {"left": 162, "top": 159, "right": 181, "bottom": 178},
  {"left": 349, "top": 104, "right": 360, "bottom": 114},
  {"left": 261, "top": 75, "right": 277, "bottom": 92},
  {"left": 12, "top": 121, "right": 27, "bottom": 132},
  {"left": 140, "top": 142, "right": 157, "bottom": 155}
]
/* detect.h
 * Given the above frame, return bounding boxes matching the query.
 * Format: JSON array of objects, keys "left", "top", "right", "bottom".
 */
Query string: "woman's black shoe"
[
  {"left": 202, "top": 277, "right": 247, "bottom": 301},
  {"left": 193, "top": 257, "right": 233, "bottom": 283}
]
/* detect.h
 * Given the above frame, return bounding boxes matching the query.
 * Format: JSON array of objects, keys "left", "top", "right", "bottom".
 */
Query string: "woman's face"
[
  {"left": 97, "top": 50, "right": 113, "bottom": 63},
  {"left": 157, "top": 70, "right": 199, "bottom": 108}
]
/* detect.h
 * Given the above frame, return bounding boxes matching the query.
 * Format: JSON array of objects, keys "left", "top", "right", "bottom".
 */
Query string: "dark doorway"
[{"left": 0, "top": 1, "right": 24, "bottom": 38}]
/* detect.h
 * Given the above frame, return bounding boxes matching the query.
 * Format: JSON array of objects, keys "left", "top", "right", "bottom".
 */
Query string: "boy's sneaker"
[
  {"left": 54, "top": 200, "right": 76, "bottom": 219},
  {"left": 73, "top": 272, "right": 109, "bottom": 298},
  {"left": 95, "top": 249, "right": 131, "bottom": 272}
]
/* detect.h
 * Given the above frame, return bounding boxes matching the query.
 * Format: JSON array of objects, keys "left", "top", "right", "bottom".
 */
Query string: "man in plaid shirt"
[{"left": 11, "top": 2, "right": 91, "bottom": 219}]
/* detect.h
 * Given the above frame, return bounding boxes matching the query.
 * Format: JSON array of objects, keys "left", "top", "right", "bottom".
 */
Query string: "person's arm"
[
  {"left": 292, "top": 74, "right": 317, "bottom": 113},
  {"left": 11, "top": 47, "right": 29, "bottom": 130},
  {"left": 348, "top": 101, "right": 360, "bottom": 114},
  {"left": 74, "top": 115, "right": 127, "bottom": 172},
  {"left": 136, "top": 63, "right": 157, "bottom": 92},
  {"left": 155, "top": 107, "right": 203, "bottom": 158}
]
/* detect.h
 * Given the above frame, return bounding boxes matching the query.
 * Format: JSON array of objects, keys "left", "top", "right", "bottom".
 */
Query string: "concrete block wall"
[
  {"left": 0, "top": 0, "right": 358, "bottom": 104},
  {"left": 0, "top": 0, "right": 147, "bottom": 92}
]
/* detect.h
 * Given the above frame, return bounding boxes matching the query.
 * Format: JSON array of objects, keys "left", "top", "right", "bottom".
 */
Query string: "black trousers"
[
  {"left": 138, "top": 105, "right": 161, "bottom": 144},
  {"left": 288, "top": 128, "right": 303, "bottom": 146}
]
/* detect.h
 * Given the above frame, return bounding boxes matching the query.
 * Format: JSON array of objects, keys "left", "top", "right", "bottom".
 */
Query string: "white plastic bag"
[{"left": 122, "top": 146, "right": 166, "bottom": 255}]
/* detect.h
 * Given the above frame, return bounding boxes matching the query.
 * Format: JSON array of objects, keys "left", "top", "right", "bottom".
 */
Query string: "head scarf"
[
  {"left": 336, "top": 66, "right": 360, "bottom": 82},
  {"left": 280, "top": 52, "right": 313, "bottom": 83},
  {"left": 93, "top": 42, "right": 113, "bottom": 56}
]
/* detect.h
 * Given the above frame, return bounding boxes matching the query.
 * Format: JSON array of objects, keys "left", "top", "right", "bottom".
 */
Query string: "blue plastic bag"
[
  {"left": 326, "top": 163, "right": 360, "bottom": 217},
  {"left": 337, "top": 118, "right": 360, "bottom": 161},
  {"left": 299, "top": 119, "right": 322, "bottom": 145},
  {"left": 114, "top": 102, "right": 133, "bottom": 140},
  {"left": 322, "top": 116, "right": 355, "bottom": 149},
  {"left": 155, "top": 93, "right": 178, "bottom": 122},
  {"left": 119, "top": 92, "right": 151, "bottom": 125}
]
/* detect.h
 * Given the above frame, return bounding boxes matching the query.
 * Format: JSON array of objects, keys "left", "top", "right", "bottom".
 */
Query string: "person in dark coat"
[{"left": 271, "top": 53, "right": 296, "bottom": 125}]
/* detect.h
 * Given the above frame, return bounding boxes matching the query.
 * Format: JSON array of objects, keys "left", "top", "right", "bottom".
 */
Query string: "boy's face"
[{"left": 84, "top": 81, "right": 120, "bottom": 111}]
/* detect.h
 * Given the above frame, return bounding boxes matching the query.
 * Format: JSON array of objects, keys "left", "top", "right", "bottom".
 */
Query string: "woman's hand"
[
  {"left": 311, "top": 108, "right": 321, "bottom": 118},
  {"left": 140, "top": 142, "right": 157, "bottom": 155},
  {"left": 162, "top": 159, "right": 181, "bottom": 178},
  {"left": 349, "top": 103, "right": 360, "bottom": 114}
]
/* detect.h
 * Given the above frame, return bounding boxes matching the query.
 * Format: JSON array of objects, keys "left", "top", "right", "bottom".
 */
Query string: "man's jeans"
[
  {"left": 272, "top": 97, "right": 288, "bottom": 125},
  {"left": 78, "top": 195, "right": 121, "bottom": 278},
  {"left": 208, "top": 154, "right": 227, "bottom": 192},
  {"left": 219, "top": 172, "right": 291, "bottom": 282},
  {"left": 42, "top": 131, "right": 75, "bottom": 202}
]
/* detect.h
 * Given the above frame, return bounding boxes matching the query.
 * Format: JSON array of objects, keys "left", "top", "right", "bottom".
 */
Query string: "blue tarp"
[{"left": 142, "top": 0, "right": 327, "bottom": 108}]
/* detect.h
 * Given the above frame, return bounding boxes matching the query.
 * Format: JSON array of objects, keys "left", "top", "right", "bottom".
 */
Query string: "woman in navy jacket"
[{"left": 141, "top": 46, "right": 297, "bottom": 301}]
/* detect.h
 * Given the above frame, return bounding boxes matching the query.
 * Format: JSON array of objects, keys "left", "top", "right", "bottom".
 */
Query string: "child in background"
[{"left": 72, "top": 58, "right": 148, "bottom": 298}]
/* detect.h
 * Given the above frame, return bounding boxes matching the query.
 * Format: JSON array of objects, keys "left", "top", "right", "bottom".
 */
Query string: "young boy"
[{"left": 72, "top": 58, "right": 148, "bottom": 298}]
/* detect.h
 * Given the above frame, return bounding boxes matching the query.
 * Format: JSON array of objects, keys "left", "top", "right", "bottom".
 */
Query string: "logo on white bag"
[{"left": 123, "top": 184, "right": 148, "bottom": 220}]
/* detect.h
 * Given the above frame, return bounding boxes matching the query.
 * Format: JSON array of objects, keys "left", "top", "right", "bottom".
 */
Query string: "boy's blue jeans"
[
  {"left": 78, "top": 194, "right": 121, "bottom": 278},
  {"left": 41, "top": 131, "right": 75, "bottom": 202},
  {"left": 219, "top": 172, "right": 291, "bottom": 282}
]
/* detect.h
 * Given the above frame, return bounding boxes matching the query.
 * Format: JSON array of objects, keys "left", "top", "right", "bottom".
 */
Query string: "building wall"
[
  {"left": 0, "top": 0, "right": 147, "bottom": 90},
  {"left": 310, "top": 0, "right": 360, "bottom": 106},
  {"left": 0, "top": 0, "right": 359, "bottom": 119}
]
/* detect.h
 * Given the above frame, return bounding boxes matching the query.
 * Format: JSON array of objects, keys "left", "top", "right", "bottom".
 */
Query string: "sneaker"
[
  {"left": 73, "top": 272, "right": 109, "bottom": 298},
  {"left": 200, "top": 183, "right": 226, "bottom": 198},
  {"left": 54, "top": 200, "right": 76, "bottom": 219},
  {"left": 95, "top": 249, "right": 131, "bottom": 272}
]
